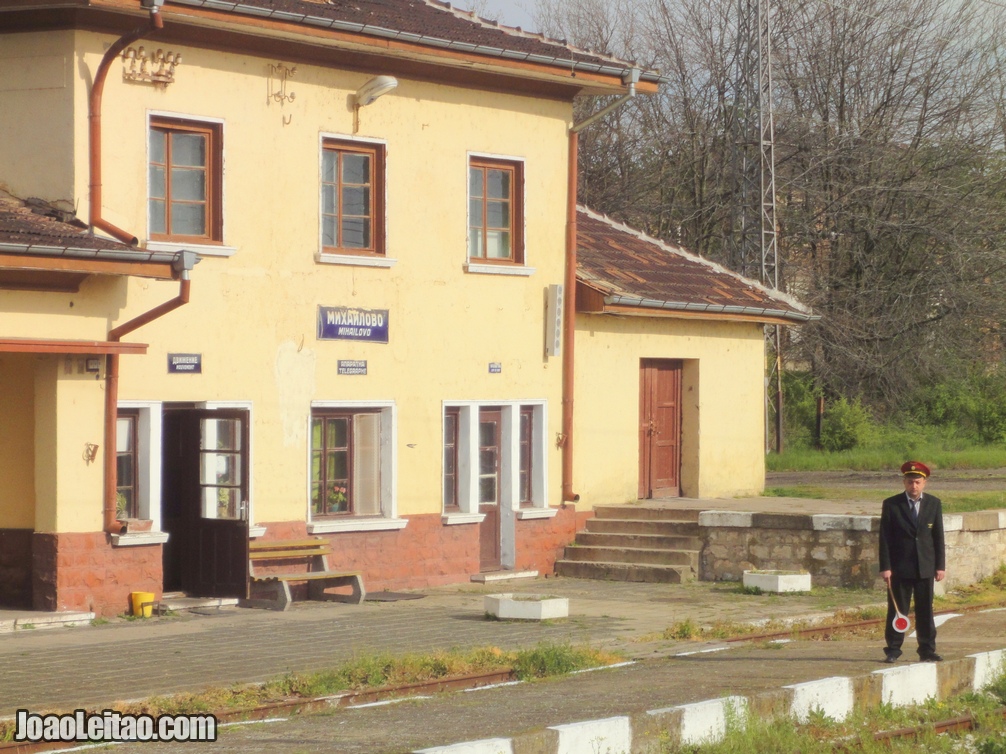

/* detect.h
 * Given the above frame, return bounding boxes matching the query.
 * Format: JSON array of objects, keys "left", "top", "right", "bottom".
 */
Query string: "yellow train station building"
[{"left": 0, "top": 0, "right": 811, "bottom": 615}]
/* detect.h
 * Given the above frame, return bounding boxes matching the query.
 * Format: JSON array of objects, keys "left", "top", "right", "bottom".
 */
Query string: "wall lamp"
[
  {"left": 355, "top": 75, "right": 398, "bottom": 107},
  {"left": 353, "top": 75, "right": 397, "bottom": 133}
]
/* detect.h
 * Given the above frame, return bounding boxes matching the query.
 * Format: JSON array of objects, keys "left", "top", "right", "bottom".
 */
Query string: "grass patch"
[
  {"left": 767, "top": 444, "right": 1006, "bottom": 473},
  {"left": 0, "top": 642, "right": 621, "bottom": 741}
]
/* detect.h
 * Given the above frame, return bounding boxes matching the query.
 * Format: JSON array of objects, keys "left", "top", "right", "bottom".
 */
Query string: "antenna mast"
[{"left": 731, "top": 0, "right": 782, "bottom": 452}]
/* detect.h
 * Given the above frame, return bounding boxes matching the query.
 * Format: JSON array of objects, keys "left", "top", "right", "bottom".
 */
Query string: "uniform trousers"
[{"left": 884, "top": 576, "right": 937, "bottom": 658}]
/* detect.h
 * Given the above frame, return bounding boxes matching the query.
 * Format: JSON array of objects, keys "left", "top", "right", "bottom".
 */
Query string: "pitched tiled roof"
[
  {"left": 576, "top": 206, "right": 815, "bottom": 323},
  {"left": 168, "top": 0, "right": 661, "bottom": 83},
  {"left": 0, "top": 193, "right": 136, "bottom": 253}
]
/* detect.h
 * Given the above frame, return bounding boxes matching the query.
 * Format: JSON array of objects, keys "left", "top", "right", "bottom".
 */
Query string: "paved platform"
[{"left": 2, "top": 493, "right": 1003, "bottom": 752}]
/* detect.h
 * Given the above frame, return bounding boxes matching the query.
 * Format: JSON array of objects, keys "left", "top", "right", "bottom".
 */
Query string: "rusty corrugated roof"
[
  {"left": 167, "top": 0, "right": 661, "bottom": 83},
  {"left": 576, "top": 206, "right": 814, "bottom": 323}
]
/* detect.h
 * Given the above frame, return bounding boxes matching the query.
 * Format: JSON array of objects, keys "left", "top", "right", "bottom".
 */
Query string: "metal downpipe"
[
  {"left": 561, "top": 70, "right": 638, "bottom": 504},
  {"left": 103, "top": 275, "right": 192, "bottom": 535},
  {"left": 89, "top": 7, "right": 164, "bottom": 246}
]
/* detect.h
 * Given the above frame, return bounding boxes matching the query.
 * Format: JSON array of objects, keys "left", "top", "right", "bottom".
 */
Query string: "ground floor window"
[
  {"left": 116, "top": 411, "right": 139, "bottom": 520},
  {"left": 308, "top": 401, "right": 402, "bottom": 533},
  {"left": 442, "top": 401, "right": 548, "bottom": 521},
  {"left": 311, "top": 410, "right": 381, "bottom": 517}
]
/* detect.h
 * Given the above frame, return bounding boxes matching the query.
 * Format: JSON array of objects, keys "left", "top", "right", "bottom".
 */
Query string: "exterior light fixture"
[{"left": 355, "top": 75, "right": 397, "bottom": 107}]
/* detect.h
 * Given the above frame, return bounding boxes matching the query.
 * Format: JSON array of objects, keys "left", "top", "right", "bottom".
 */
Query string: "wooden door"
[
  {"left": 478, "top": 408, "right": 502, "bottom": 571},
  {"left": 162, "top": 409, "right": 249, "bottom": 597},
  {"left": 639, "top": 360, "right": 682, "bottom": 498}
]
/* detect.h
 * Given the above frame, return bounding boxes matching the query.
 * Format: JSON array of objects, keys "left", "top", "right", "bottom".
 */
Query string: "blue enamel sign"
[{"left": 318, "top": 306, "right": 389, "bottom": 343}]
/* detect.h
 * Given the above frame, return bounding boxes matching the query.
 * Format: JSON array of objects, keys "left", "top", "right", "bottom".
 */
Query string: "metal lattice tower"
[
  {"left": 731, "top": 0, "right": 782, "bottom": 451},
  {"left": 731, "top": 0, "right": 777, "bottom": 287}
]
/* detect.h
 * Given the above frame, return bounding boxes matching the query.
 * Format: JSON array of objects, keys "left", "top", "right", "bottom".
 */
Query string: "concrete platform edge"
[{"left": 414, "top": 649, "right": 1006, "bottom": 754}]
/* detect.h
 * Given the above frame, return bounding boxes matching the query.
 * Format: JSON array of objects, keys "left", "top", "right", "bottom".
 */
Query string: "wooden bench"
[{"left": 243, "top": 538, "right": 365, "bottom": 611}]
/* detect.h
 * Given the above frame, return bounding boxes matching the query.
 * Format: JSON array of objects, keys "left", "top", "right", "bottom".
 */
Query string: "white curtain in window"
[{"left": 353, "top": 413, "right": 381, "bottom": 516}]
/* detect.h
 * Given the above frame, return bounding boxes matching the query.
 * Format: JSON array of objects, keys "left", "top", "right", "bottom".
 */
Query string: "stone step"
[
  {"left": 554, "top": 560, "right": 693, "bottom": 583},
  {"left": 593, "top": 506, "right": 700, "bottom": 523},
  {"left": 585, "top": 518, "right": 701, "bottom": 537},
  {"left": 562, "top": 545, "right": 699, "bottom": 568},
  {"left": 574, "top": 532, "right": 704, "bottom": 551}
]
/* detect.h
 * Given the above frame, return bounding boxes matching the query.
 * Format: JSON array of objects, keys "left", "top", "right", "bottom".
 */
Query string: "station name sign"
[{"left": 317, "top": 306, "right": 389, "bottom": 343}]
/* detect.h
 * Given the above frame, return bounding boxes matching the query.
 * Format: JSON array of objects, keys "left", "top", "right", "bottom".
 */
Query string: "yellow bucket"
[{"left": 130, "top": 591, "right": 155, "bottom": 618}]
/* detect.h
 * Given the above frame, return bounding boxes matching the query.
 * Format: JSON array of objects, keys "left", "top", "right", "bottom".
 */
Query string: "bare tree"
[{"left": 536, "top": 0, "right": 1006, "bottom": 414}]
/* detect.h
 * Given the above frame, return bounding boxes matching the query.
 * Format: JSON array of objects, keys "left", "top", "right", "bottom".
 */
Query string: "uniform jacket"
[{"left": 879, "top": 492, "right": 946, "bottom": 579}]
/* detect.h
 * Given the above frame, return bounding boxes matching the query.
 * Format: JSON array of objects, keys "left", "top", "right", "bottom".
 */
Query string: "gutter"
[
  {"left": 0, "top": 242, "right": 191, "bottom": 265},
  {"left": 168, "top": 0, "right": 666, "bottom": 86},
  {"left": 603, "top": 295, "right": 819, "bottom": 323},
  {"left": 560, "top": 69, "right": 639, "bottom": 504}
]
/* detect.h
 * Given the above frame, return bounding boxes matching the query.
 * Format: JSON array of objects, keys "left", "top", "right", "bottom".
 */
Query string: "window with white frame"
[
  {"left": 442, "top": 401, "right": 549, "bottom": 523},
  {"left": 308, "top": 402, "right": 404, "bottom": 533}
]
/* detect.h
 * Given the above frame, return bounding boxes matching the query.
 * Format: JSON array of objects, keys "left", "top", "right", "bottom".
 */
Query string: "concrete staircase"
[{"left": 554, "top": 506, "right": 701, "bottom": 583}]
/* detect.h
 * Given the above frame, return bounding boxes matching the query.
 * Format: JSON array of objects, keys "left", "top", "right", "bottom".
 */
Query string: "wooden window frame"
[
  {"left": 321, "top": 139, "right": 386, "bottom": 256},
  {"left": 443, "top": 407, "right": 461, "bottom": 512},
  {"left": 148, "top": 117, "right": 223, "bottom": 244},
  {"left": 310, "top": 409, "right": 382, "bottom": 518},
  {"left": 115, "top": 410, "right": 139, "bottom": 520},
  {"left": 468, "top": 157, "right": 524, "bottom": 265},
  {"left": 518, "top": 406, "right": 534, "bottom": 508}
]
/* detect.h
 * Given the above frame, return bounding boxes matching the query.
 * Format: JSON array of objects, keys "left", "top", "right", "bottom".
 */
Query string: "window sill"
[
  {"left": 516, "top": 507, "right": 559, "bottom": 520},
  {"left": 316, "top": 252, "right": 397, "bottom": 268},
  {"left": 145, "top": 241, "right": 236, "bottom": 258},
  {"left": 308, "top": 518, "right": 408, "bottom": 534},
  {"left": 110, "top": 531, "right": 170, "bottom": 547},
  {"left": 464, "top": 262, "right": 536, "bottom": 277},
  {"left": 441, "top": 512, "right": 487, "bottom": 526},
  {"left": 249, "top": 525, "right": 267, "bottom": 539}
]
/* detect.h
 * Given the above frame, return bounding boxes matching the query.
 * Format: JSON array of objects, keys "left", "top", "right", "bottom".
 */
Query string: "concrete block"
[
  {"left": 943, "top": 515, "right": 964, "bottom": 533},
  {"left": 812, "top": 515, "right": 875, "bottom": 532},
  {"left": 414, "top": 738, "right": 514, "bottom": 753},
  {"left": 969, "top": 649, "right": 1006, "bottom": 691},
  {"left": 548, "top": 716, "right": 631, "bottom": 754},
  {"left": 485, "top": 594, "right": 568, "bottom": 621},
  {"left": 699, "top": 511, "right": 752, "bottom": 528},
  {"left": 743, "top": 570, "right": 811, "bottom": 593},
  {"left": 873, "top": 663, "right": 939, "bottom": 707},
  {"left": 784, "top": 676, "right": 854, "bottom": 722},
  {"left": 752, "top": 513, "right": 814, "bottom": 530},
  {"left": 651, "top": 696, "right": 747, "bottom": 746}
]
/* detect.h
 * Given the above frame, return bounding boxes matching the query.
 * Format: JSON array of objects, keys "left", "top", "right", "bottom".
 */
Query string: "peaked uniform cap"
[{"left": 900, "top": 461, "right": 930, "bottom": 478}]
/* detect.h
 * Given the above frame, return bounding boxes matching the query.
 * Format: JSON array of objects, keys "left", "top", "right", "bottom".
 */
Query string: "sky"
[{"left": 452, "top": 0, "right": 539, "bottom": 33}]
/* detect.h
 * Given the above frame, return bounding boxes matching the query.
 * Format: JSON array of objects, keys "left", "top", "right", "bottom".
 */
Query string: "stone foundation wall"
[
  {"left": 32, "top": 532, "right": 163, "bottom": 616},
  {"left": 513, "top": 505, "right": 579, "bottom": 574},
  {"left": 699, "top": 510, "right": 1006, "bottom": 589}
]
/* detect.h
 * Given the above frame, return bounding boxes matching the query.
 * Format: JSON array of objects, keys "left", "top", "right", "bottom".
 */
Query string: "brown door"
[
  {"left": 162, "top": 409, "right": 249, "bottom": 597},
  {"left": 478, "top": 408, "right": 502, "bottom": 571},
  {"left": 639, "top": 360, "right": 682, "bottom": 498}
]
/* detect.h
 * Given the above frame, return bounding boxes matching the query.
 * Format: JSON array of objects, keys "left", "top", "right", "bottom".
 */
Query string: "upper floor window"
[
  {"left": 322, "top": 139, "right": 386, "bottom": 256},
  {"left": 468, "top": 157, "right": 524, "bottom": 265},
  {"left": 149, "top": 117, "right": 223, "bottom": 243}
]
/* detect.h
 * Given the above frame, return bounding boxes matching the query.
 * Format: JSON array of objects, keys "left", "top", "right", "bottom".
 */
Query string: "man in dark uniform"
[{"left": 879, "top": 461, "right": 946, "bottom": 663}]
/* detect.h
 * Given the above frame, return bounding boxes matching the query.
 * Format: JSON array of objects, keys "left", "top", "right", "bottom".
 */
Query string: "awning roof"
[
  {"left": 0, "top": 338, "right": 147, "bottom": 355},
  {"left": 0, "top": 193, "right": 188, "bottom": 292}
]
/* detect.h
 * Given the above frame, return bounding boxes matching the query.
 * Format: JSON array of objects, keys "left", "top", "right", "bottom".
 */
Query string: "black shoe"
[
  {"left": 884, "top": 654, "right": 898, "bottom": 664},
  {"left": 920, "top": 653, "right": 943, "bottom": 662}
]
